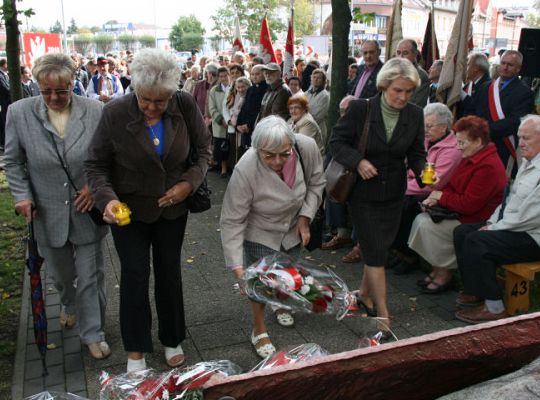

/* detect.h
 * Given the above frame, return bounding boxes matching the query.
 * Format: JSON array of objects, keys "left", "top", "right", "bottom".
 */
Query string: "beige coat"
[
  {"left": 220, "top": 134, "right": 326, "bottom": 267},
  {"left": 208, "top": 84, "right": 227, "bottom": 139}
]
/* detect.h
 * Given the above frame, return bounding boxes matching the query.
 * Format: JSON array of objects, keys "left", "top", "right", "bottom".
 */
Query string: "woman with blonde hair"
[{"left": 223, "top": 76, "right": 252, "bottom": 161}]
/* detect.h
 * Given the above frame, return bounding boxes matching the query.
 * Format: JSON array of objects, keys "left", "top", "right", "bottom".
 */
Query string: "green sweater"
[{"left": 380, "top": 94, "right": 400, "bottom": 142}]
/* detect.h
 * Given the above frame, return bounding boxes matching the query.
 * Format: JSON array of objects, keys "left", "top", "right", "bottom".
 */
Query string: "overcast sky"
[{"left": 19, "top": 0, "right": 225, "bottom": 31}]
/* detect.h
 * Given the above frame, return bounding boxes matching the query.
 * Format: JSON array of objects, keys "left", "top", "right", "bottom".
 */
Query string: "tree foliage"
[
  {"left": 49, "top": 19, "right": 62, "bottom": 33},
  {"left": 67, "top": 17, "right": 78, "bottom": 34},
  {"left": 210, "top": 0, "right": 286, "bottom": 44},
  {"left": 93, "top": 34, "right": 114, "bottom": 54},
  {"left": 73, "top": 34, "right": 93, "bottom": 54},
  {"left": 293, "top": 0, "right": 316, "bottom": 41},
  {"left": 137, "top": 34, "right": 156, "bottom": 48},
  {"left": 169, "top": 15, "right": 205, "bottom": 51},
  {"left": 117, "top": 33, "right": 137, "bottom": 50}
]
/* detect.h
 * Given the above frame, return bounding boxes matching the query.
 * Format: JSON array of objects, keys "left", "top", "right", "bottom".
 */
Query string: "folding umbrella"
[{"left": 26, "top": 221, "right": 48, "bottom": 376}]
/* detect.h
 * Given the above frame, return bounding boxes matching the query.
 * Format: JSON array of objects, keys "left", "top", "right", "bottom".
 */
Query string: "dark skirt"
[{"left": 350, "top": 199, "right": 403, "bottom": 266}]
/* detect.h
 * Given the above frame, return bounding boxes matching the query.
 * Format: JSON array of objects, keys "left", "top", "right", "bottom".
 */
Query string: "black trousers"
[
  {"left": 453, "top": 223, "right": 540, "bottom": 300},
  {"left": 111, "top": 214, "right": 188, "bottom": 353}
]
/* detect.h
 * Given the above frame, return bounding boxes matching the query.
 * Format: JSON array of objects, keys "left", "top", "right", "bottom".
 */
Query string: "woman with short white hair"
[{"left": 220, "top": 116, "right": 325, "bottom": 358}]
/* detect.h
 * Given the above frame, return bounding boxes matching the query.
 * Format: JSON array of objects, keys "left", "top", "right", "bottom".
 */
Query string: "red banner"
[
  {"left": 259, "top": 16, "right": 277, "bottom": 63},
  {"left": 23, "top": 32, "right": 62, "bottom": 68},
  {"left": 283, "top": 19, "right": 294, "bottom": 82}
]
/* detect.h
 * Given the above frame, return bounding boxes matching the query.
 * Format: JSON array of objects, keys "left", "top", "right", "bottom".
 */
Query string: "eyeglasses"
[
  {"left": 259, "top": 148, "right": 293, "bottom": 160},
  {"left": 40, "top": 89, "right": 71, "bottom": 96},
  {"left": 456, "top": 139, "right": 470, "bottom": 147},
  {"left": 288, "top": 105, "right": 304, "bottom": 111}
]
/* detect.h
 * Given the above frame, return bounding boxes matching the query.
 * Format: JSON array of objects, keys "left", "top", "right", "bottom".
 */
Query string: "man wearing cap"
[
  {"left": 257, "top": 62, "right": 291, "bottom": 124},
  {"left": 87, "top": 56, "right": 124, "bottom": 103}
]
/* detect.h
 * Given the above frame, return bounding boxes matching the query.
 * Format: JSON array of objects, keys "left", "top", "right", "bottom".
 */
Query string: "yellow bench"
[{"left": 503, "top": 262, "right": 540, "bottom": 315}]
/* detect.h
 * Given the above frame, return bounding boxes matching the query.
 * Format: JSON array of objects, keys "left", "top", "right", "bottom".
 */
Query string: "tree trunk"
[
  {"left": 327, "top": 0, "right": 352, "bottom": 142},
  {"left": 3, "top": 0, "right": 22, "bottom": 102}
]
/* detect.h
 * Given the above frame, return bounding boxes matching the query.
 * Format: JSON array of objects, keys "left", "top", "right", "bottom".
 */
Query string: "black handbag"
[
  {"left": 47, "top": 132, "right": 107, "bottom": 226},
  {"left": 325, "top": 99, "right": 371, "bottom": 203},
  {"left": 295, "top": 143, "right": 324, "bottom": 251},
  {"left": 425, "top": 205, "right": 460, "bottom": 223},
  {"left": 176, "top": 91, "right": 212, "bottom": 213}
]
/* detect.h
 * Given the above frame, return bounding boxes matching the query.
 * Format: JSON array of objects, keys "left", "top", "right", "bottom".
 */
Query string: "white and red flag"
[
  {"left": 283, "top": 18, "right": 295, "bottom": 82},
  {"left": 232, "top": 15, "right": 245, "bottom": 53},
  {"left": 259, "top": 15, "right": 277, "bottom": 64}
]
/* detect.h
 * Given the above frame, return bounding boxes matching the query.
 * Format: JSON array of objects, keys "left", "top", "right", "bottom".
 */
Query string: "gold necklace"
[{"left": 146, "top": 121, "right": 160, "bottom": 146}]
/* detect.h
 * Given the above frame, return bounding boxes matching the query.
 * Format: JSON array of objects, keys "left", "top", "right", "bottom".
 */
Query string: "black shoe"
[
  {"left": 393, "top": 260, "right": 416, "bottom": 275},
  {"left": 220, "top": 172, "right": 229, "bottom": 179}
]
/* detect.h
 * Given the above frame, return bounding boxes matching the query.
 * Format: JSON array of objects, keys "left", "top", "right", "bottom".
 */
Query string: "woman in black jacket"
[{"left": 330, "top": 58, "right": 427, "bottom": 335}]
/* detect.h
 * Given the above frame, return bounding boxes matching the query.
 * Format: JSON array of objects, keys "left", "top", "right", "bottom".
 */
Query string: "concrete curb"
[{"left": 12, "top": 260, "right": 30, "bottom": 400}]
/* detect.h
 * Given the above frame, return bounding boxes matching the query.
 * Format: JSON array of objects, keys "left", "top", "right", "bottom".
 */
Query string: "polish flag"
[
  {"left": 283, "top": 19, "right": 294, "bottom": 82},
  {"left": 232, "top": 15, "right": 245, "bottom": 53},
  {"left": 259, "top": 15, "right": 277, "bottom": 64}
]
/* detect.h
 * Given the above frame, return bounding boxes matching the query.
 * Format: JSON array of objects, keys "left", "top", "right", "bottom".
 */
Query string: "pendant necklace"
[{"left": 147, "top": 121, "right": 160, "bottom": 146}]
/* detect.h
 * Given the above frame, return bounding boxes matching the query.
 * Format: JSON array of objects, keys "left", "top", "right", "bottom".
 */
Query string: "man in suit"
[
  {"left": 350, "top": 40, "right": 384, "bottom": 99},
  {"left": 427, "top": 60, "right": 443, "bottom": 104},
  {"left": 257, "top": 62, "right": 292, "bottom": 123},
  {"left": 21, "top": 66, "right": 40, "bottom": 98},
  {"left": 237, "top": 65, "right": 268, "bottom": 148},
  {"left": 459, "top": 52, "right": 491, "bottom": 117},
  {"left": 396, "top": 39, "right": 429, "bottom": 107},
  {"left": 471, "top": 50, "right": 534, "bottom": 176},
  {"left": 0, "top": 58, "right": 10, "bottom": 151}
]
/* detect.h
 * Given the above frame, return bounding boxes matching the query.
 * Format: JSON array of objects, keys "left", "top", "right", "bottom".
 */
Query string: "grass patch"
[{"left": 0, "top": 171, "right": 26, "bottom": 397}]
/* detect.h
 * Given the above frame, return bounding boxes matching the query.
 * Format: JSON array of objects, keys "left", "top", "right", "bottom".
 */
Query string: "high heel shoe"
[{"left": 352, "top": 291, "right": 377, "bottom": 317}]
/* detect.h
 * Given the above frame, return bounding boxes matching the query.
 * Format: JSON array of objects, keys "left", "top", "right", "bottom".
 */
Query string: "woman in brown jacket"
[{"left": 85, "top": 48, "right": 211, "bottom": 372}]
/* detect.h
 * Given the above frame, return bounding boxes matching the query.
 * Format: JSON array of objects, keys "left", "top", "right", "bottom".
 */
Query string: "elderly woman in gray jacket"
[
  {"left": 220, "top": 116, "right": 325, "bottom": 358},
  {"left": 4, "top": 53, "right": 109, "bottom": 359}
]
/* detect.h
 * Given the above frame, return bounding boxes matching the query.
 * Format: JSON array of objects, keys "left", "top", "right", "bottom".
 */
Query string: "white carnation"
[
  {"left": 304, "top": 276, "right": 314, "bottom": 285},
  {"left": 300, "top": 285, "right": 311, "bottom": 295}
]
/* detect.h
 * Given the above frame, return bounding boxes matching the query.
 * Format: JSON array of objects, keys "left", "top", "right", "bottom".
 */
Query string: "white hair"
[
  {"left": 424, "top": 103, "right": 454, "bottom": 130},
  {"left": 252, "top": 116, "right": 296, "bottom": 151},
  {"left": 521, "top": 114, "right": 540, "bottom": 135},
  {"left": 130, "top": 48, "right": 180, "bottom": 95}
]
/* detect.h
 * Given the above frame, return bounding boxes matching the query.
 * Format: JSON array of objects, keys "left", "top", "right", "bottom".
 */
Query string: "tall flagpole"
[{"left": 431, "top": 0, "right": 436, "bottom": 61}]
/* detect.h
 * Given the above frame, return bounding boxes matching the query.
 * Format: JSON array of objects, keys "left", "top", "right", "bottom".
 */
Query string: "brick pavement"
[{"left": 13, "top": 172, "right": 469, "bottom": 399}]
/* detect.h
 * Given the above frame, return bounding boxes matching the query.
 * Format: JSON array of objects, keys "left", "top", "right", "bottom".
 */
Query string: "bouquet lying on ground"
[
  {"left": 251, "top": 343, "right": 330, "bottom": 371},
  {"left": 243, "top": 252, "right": 357, "bottom": 320},
  {"left": 99, "top": 360, "right": 242, "bottom": 400}
]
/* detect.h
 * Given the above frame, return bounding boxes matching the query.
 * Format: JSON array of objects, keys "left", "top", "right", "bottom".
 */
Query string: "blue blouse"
[{"left": 146, "top": 119, "right": 165, "bottom": 159}]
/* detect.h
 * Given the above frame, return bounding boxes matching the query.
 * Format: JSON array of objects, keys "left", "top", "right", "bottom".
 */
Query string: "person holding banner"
[{"left": 471, "top": 50, "right": 534, "bottom": 177}]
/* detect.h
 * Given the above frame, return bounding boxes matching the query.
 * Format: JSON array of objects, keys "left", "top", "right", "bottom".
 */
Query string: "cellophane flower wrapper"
[
  {"left": 243, "top": 252, "right": 355, "bottom": 320},
  {"left": 24, "top": 392, "right": 89, "bottom": 400},
  {"left": 251, "top": 343, "right": 330, "bottom": 371},
  {"left": 99, "top": 360, "right": 242, "bottom": 400}
]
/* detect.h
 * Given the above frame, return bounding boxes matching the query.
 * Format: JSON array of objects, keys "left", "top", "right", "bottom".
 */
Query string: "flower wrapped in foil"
[
  {"left": 251, "top": 343, "right": 330, "bottom": 371},
  {"left": 243, "top": 252, "right": 356, "bottom": 320},
  {"left": 99, "top": 360, "right": 241, "bottom": 400}
]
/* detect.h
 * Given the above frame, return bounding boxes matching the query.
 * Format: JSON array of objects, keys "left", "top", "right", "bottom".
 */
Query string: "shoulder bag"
[
  {"left": 325, "top": 99, "right": 371, "bottom": 204},
  {"left": 294, "top": 142, "right": 324, "bottom": 252},
  {"left": 176, "top": 91, "right": 212, "bottom": 213}
]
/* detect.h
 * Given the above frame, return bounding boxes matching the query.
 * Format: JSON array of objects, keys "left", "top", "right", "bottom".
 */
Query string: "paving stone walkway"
[{"left": 13, "top": 172, "right": 470, "bottom": 399}]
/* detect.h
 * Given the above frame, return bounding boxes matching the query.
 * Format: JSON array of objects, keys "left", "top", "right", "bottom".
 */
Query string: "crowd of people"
[{"left": 2, "top": 37, "right": 540, "bottom": 372}]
